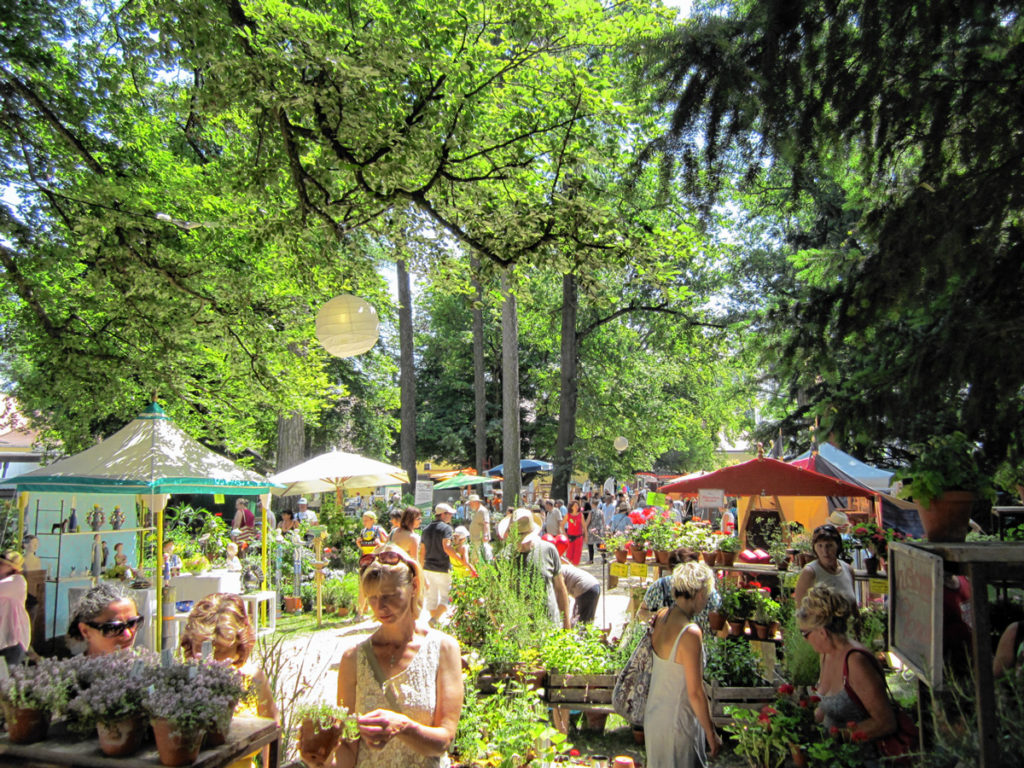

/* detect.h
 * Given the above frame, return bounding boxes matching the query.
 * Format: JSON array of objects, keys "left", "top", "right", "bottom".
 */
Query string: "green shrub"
[
  {"left": 704, "top": 636, "right": 765, "bottom": 687},
  {"left": 781, "top": 613, "right": 820, "bottom": 686}
]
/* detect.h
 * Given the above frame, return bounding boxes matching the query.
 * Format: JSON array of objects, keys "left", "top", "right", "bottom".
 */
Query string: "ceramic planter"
[
  {"left": 283, "top": 596, "right": 303, "bottom": 613},
  {"left": 97, "top": 715, "right": 147, "bottom": 756},
  {"left": 151, "top": 717, "right": 205, "bottom": 766},
  {"left": 3, "top": 705, "right": 50, "bottom": 744},
  {"left": 614, "top": 549, "right": 628, "bottom": 564},
  {"left": 920, "top": 490, "right": 976, "bottom": 542}
]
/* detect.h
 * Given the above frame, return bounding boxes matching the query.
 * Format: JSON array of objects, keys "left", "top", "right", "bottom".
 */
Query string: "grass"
[{"left": 273, "top": 608, "right": 366, "bottom": 637}]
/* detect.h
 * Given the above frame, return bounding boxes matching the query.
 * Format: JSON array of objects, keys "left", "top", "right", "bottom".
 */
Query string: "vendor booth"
[{"left": 12, "top": 401, "right": 276, "bottom": 650}]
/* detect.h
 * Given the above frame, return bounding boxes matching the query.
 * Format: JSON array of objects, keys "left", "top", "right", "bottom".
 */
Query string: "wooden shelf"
[{"left": 38, "top": 527, "right": 153, "bottom": 536}]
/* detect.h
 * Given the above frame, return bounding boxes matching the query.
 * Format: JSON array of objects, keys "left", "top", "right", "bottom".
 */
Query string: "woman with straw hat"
[{"left": 0, "top": 550, "right": 31, "bottom": 665}]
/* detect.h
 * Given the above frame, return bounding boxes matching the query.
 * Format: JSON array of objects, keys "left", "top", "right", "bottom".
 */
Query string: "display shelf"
[{"left": 38, "top": 527, "right": 152, "bottom": 536}]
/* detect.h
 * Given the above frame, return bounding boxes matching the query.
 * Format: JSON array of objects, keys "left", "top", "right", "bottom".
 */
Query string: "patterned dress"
[{"left": 354, "top": 630, "right": 450, "bottom": 768}]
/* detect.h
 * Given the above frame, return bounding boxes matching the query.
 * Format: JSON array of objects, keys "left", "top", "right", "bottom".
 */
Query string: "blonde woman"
[
  {"left": 644, "top": 561, "right": 721, "bottom": 767},
  {"left": 798, "top": 585, "right": 897, "bottom": 762}
]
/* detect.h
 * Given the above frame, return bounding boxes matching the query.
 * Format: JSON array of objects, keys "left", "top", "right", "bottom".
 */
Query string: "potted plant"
[
  {"left": 646, "top": 513, "right": 677, "bottom": 564},
  {"left": 750, "top": 589, "right": 781, "bottom": 640},
  {"left": 183, "top": 554, "right": 211, "bottom": 575},
  {"left": 717, "top": 534, "right": 741, "bottom": 566},
  {"left": 718, "top": 583, "right": 747, "bottom": 636},
  {"left": 141, "top": 660, "right": 244, "bottom": 766},
  {"left": 337, "top": 572, "right": 360, "bottom": 616},
  {"left": 195, "top": 659, "right": 248, "bottom": 746},
  {"left": 895, "top": 431, "right": 995, "bottom": 541},
  {"left": 604, "top": 532, "right": 630, "bottom": 563},
  {"left": 296, "top": 702, "right": 361, "bottom": 763},
  {"left": 67, "top": 650, "right": 154, "bottom": 755},
  {"left": 0, "top": 658, "right": 74, "bottom": 744},
  {"left": 628, "top": 524, "right": 651, "bottom": 563}
]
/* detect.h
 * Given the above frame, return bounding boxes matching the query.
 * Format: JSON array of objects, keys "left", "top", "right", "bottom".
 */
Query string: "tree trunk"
[
  {"left": 471, "top": 257, "right": 488, "bottom": 477},
  {"left": 277, "top": 410, "right": 305, "bottom": 511},
  {"left": 552, "top": 272, "right": 578, "bottom": 502},
  {"left": 397, "top": 259, "right": 417, "bottom": 497},
  {"left": 500, "top": 268, "right": 521, "bottom": 506}
]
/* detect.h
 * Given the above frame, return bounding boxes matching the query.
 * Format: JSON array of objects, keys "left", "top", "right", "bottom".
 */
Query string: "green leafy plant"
[
  {"left": 895, "top": 431, "right": 995, "bottom": 507},
  {"left": 603, "top": 532, "right": 629, "bottom": 552},
  {"left": 717, "top": 535, "right": 741, "bottom": 553},
  {"left": 538, "top": 624, "right": 618, "bottom": 675},
  {"left": 704, "top": 636, "right": 765, "bottom": 688},
  {"left": 183, "top": 554, "right": 211, "bottom": 574},
  {"left": 645, "top": 512, "right": 678, "bottom": 551},
  {"left": 293, "top": 702, "right": 360, "bottom": 740},
  {"left": 749, "top": 588, "right": 781, "bottom": 625},
  {"left": 780, "top": 614, "right": 820, "bottom": 687},
  {"left": 722, "top": 705, "right": 789, "bottom": 768}
]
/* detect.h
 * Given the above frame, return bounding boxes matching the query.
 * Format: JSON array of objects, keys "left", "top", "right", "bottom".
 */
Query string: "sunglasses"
[
  {"left": 359, "top": 551, "right": 413, "bottom": 571},
  {"left": 814, "top": 524, "right": 839, "bottom": 534},
  {"left": 85, "top": 616, "right": 145, "bottom": 637}
]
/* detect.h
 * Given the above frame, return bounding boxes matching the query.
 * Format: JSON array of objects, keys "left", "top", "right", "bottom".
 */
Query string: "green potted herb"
[
  {"left": 703, "top": 636, "right": 766, "bottom": 688},
  {"left": 296, "top": 702, "right": 361, "bottom": 763},
  {"left": 895, "top": 431, "right": 995, "bottom": 541},
  {"left": 603, "top": 532, "right": 630, "bottom": 562},
  {"left": 716, "top": 535, "right": 741, "bottom": 566}
]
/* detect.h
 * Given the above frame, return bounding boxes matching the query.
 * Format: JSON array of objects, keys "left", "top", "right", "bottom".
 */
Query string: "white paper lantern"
[
  {"left": 315, "top": 295, "right": 379, "bottom": 358},
  {"left": 614, "top": 436, "right": 629, "bottom": 452}
]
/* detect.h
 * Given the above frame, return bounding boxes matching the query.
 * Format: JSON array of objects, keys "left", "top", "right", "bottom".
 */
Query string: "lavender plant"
[{"left": 0, "top": 658, "right": 76, "bottom": 712}]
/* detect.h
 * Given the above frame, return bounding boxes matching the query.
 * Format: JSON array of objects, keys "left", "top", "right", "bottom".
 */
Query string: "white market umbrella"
[{"left": 269, "top": 450, "right": 409, "bottom": 506}]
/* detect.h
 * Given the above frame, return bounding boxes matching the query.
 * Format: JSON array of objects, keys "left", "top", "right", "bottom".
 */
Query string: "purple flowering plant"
[
  {"left": 141, "top": 660, "right": 246, "bottom": 734},
  {"left": 0, "top": 657, "right": 75, "bottom": 711},
  {"left": 66, "top": 650, "right": 154, "bottom": 728}
]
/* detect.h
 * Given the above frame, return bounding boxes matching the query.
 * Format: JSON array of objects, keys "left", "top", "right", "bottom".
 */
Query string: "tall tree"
[{"left": 644, "top": 0, "right": 1024, "bottom": 467}]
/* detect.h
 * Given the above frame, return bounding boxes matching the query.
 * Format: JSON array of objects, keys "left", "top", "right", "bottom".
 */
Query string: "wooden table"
[{"left": 0, "top": 716, "right": 279, "bottom": 768}]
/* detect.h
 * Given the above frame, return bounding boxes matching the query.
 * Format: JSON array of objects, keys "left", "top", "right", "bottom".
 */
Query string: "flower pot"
[
  {"left": 708, "top": 610, "right": 725, "bottom": 632},
  {"left": 790, "top": 743, "right": 809, "bottom": 768},
  {"left": 795, "top": 553, "right": 815, "bottom": 567},
  {"left": 751, "top": 621, "right": 769, "bottom": 640},
  {"left": 151, "top": 717, "right": 205, "bottom": 767},
  {"left": 583, "top": 711, "right": 608, "bottom": 733},
  {"left": 655, "top": 550, "right": 672, "bottom": 566},
  {"left": 719, "top": 551, "right": 736, "bottom": 567},
  {"left": 3, "top": 705, "right": 51, "bottom": 744},
  {"left": 920, "top": 490, "right": 976, "bottom": 542},
  {"left": 864, "top": 556, "right": 880, "bottom": 576},
  {"left": 631, "top": 726, "right": 645, "bottom": 745},
  {"left": 631, "top": 548, "right": 647, "bottom": 564},
  {"left": 283, "top": 595, "right": 303, "bottom": 613},
  {"left": 299, "top": 717, "right": 342, "bottom": 763},
  {"left": 337, "top": 605, "right": 351, "bottom": 617},
  {"left": 204, "top": 714, "right": 231, "bottom": 748},
  {"left": 97, "top": 715, "right": 147, "bottom": 756},
  {"left": 614, "top": 548, "right": 628, "bottom": 564},
  {"left": 701, "top": 551, "right": 717, "bottom": 566},
  {"left": 726, "top": 619, "right": 746, "bottom": 637}
]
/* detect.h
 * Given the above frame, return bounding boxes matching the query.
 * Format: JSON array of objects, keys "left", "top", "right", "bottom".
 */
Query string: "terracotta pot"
[
  {"left": 655, "top": 550, "right": 672, "bottom": 565},
  {"left": 151, "top": 717, "right": 205, "bottom": 767},
  {"left": 708, "top": 610, "right": 725, "bottom": 632},
  {"left": 631, "top": 726, "right": 645, "bottom": 745},
  {"left": 97, "top": 715, "right": 147, "bottom": 756},
  {"left": 283, "top": 596, "right": 303, "bottom": 613},
  {"left": 791, "top": 743, "right": 809, "bottom": 768},
  {"left": 726, "top": 619, "right": 746, "bottom": 637},
  {"left": 751, "top": 621, "right": 769, "bottom": 640},
  {"left": 796, "top": 553, "right": 815, "bottom": 567},
  {"left": 203, "top": 716, "right": 230, "bottom": 748},
  {"left": 614, "top": 549, "right": 628, "bottom": 564},
  {"left": 299, "top": 717, "right": 342, "bottom": 763},
  {"left": 631, "top": 548, "right": 647, "bottom": 564},
  {"left": 719, "top": 551, "right": 737, "bottom": 567},
  {"left": 701, "top": 551, "right": 717, "bottom": 566},
  {"left": 337, "top": 605, "right": 351, "bottom": 617},
  {"left": 920, "top": 490, "right": 976, "bottom": 542},
  {"left": 3, "top": 705, "right": 50, "bottom": 744},
  {"left": 583, "top": 711, "right": 608, "bottom": 732}
]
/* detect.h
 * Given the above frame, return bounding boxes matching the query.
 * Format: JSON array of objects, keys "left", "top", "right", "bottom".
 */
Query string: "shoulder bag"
[
  {"left": 842, "top": 648, "right": 918, "bottom": 766},
  {"left": 612, "top": 615, "right": 658, "bottom": 726}
]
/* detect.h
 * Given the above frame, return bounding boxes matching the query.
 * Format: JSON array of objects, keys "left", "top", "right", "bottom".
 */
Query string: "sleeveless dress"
[
  {"left": 354, "top": 629, "right": 450, "bottom": 768},
  {"left": 643, "top": 620, "right": 707, "bottom": 768},
  {"left": 565, "top": 512, "right": 584, "bottom": 565},
  {"left": 809, "top": 560, "right": 858, "bottom": 608}
]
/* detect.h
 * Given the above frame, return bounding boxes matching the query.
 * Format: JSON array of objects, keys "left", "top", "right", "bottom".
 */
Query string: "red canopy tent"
[
  {"left": 657, "top": 457, "right": 878, "bottom": 544},
  {"left": 657, "top": 456, "right": 876, "bottom": 499}
]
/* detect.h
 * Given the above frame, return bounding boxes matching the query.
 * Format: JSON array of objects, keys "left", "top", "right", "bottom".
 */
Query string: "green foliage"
[
  {"left": 722, "top": 705, "right": 788, "bottom": 768},
  {"left": 780, "top": 614, "right": 820, "bottom": 687},
  {"left": 703, "top": 636, "right": 765, "bottom": 688},
  {"left": 895, "top": 432, "right": 995, "bottom": 507},
  {"left": 538, "top": 624, "right": 619, "bottom": 675},
  {"left": 292, "top": 702, "right": 360, "bottom": 741}
]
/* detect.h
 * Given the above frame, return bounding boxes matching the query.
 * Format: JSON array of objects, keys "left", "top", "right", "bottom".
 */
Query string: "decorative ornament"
[
  {"left": 314, "top": 294, "right": 379, "bottom": 358},
  {"left": 87, "top": 505, "right": 105, "bottom": 531},
  {"left": 614, "top": 436, "right": 629, "bottom": 453},
  {"left": 110, "top": 506, "right": 126, "bottom": 530}
]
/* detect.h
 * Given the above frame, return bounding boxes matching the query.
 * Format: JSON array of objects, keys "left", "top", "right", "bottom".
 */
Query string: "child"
[
  {"left": 451, "top": 526, "right": 478, "bottom": 578},
  {"left": 357, "top": 512, "right": 387, "bottom": 555},
  {"left": 162, "top": 541, "right": 182, "bottom": 578},
  {"left": 181, "top": 593, "right": 277, "bottom": 767}
]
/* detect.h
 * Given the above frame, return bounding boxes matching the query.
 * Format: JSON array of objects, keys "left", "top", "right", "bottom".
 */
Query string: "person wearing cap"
[
  {"left": 296, "top": 497, "right": 318, "bottom": 524},
  {"left": 0, "top": 550, "right": 31, "bottom": 665},
  {"left": 513, "top": 509, "right": 571, "bottom": 629},
  {"left": 467, "top": 494, "right": 490, "bottom": 556},
  {"left": 420, "top": 504, "right": 469, "bottom": 626},
  {"left": 793, "top": 523, "right": 858, "bottom": 610}
]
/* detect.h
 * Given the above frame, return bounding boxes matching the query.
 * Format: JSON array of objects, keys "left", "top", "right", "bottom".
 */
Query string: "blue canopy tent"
[
  {"left": 486, "top": 459, "right": 553, "bottom": 487},
  {"left": 793, "top": 443, "right": 894, "bottom": 491}
]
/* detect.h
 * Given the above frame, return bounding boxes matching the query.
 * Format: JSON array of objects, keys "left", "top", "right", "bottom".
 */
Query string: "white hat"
[
  {"left": 514, "top": 507, "right": 540, "bottom": 535},
  {"left": 453, "top": 526, "right": 470, "bottom": 539},
  {"left": 467, "top": 494, "right": 482, "bottom": 503},
  {"left": 298, "top": 497, "right": 308, "bottom": 505},
  {"left": 828, "top": 511, "right": 850, "bottom": 527},
  {"left": 435, "top": 503, "right": 455, "bottom": 516}
]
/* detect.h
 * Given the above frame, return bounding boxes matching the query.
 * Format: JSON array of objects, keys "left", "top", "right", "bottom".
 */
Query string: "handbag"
[
  {"left": 842, "top": 648, "right": 919, "bottom": 766},
  {"left": 612, "top": 617, "right": 656, "bottom": 726}
]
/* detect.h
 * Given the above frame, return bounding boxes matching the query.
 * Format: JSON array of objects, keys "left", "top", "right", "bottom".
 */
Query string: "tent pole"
[{"left": 260, "top": 492, "right": 270, "bottom": 591}]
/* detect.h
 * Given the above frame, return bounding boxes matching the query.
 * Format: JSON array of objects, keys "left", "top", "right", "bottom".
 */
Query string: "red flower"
[
  {"left": 829, "top": 725, "right": 841, "bottom": 736},
  {"left": 810, "top": 695, "right": 821, "bottom": 704},
  {"left": 758, "top": 713, "right": 772, "bottom": 724},
  {"left": 854, "top": 526, "right": 868, "bottom": 535},
  {"left": 798, "top": 699, "right": 808, "bottom": 708},
  {"left": 778, "top": 683, "right": 795, "bottom": 695},
  {"left": 851, "top": 730, "right": 869, "bottom": 743},
  {"left": 760, "top": 705, "right": 778, "bottom": 716},
  {"left": 749, "top": 581, "right": 763, "bottom": 588},
  {"left": 846, "top": 721, "right": 858, "bottom": 729},
  {"left": 569, "top": 749, "right": 580, "bottom": 757}
]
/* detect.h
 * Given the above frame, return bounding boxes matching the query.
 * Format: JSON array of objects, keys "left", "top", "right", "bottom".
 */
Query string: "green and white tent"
[{"left": 13, "top": 402, "right": 274, "bottom": 495}]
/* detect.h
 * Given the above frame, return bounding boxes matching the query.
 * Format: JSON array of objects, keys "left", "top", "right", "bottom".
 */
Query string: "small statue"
[
  {"left": 163, "top": 541, "right": 181, "bottom": 579},
  {"left": 50, "top": 519, "right": 67, "bottom": 535},
  {"left": 225, "top": 541, "right": 242, "bottom": 572},
  {"left": 110, "top": 506, "right": 126, "bottom": 530},
  {"left": 87, "top": 505, "right": 105, "bottom": 531},
  {"left": 91, "top": 534, "right": 103, "bottom": 578},
  {"left": 22, "top": 535, "right": 44, "bottom": 574}
]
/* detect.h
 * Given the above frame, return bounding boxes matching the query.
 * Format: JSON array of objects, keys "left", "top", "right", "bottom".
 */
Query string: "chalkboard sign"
[{"left": 888, "top": 541, "right": 943, "bottom": 688}]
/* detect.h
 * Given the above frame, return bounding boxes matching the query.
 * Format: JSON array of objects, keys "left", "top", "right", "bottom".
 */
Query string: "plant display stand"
[
  {"left": 703, "top": 680, "right": 777, "bottom": 726},
  {"left": 545, "top": 673, "right": 616, "bottom": 706}
]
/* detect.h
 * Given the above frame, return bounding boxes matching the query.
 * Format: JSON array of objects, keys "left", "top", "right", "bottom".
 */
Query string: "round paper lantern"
[
  {"left": 613, "top": 436, "right": 629, "bottom": 452},
  {"left": 315, "top": 295, "right": 379, "bottom": 358}
]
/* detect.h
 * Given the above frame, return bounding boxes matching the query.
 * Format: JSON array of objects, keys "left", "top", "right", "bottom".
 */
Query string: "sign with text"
[
  {"left": 629, "top": 562, "right": 650, "bottom": 578},
  {"left": 610, "top": 561, "right": 629, "bottom": 578},
  {"left": 697, "top": 488, "right": 725, "bottom": 508},
  {"left": 646, "top": 491, "right": 667, "bottom": 507},
  {"left": 888, "top": 541, "right": 944, "bottom": 688},
  {"left": 414, "top": 480, "right": 433, "bottom": 506}
]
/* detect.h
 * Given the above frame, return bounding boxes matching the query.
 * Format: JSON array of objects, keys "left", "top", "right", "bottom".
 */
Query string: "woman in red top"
[{"left": 564, "top": 501, "right": 586, "bottom": 566}]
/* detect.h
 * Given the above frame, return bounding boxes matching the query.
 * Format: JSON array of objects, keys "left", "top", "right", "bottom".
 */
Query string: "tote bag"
[{"left": 612, "top": 621, "right": 655, "bottom": 726}]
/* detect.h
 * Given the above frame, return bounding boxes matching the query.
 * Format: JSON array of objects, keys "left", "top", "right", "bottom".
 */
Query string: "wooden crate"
[
  {"left": 703, "top": 680, "right": 777, "bottom": 726},
  {"left": 476, "top": 667, "right": 547, "bottom": 695},
  {"left": 545, "top": 673, "right": 617, "bottom": 706}
]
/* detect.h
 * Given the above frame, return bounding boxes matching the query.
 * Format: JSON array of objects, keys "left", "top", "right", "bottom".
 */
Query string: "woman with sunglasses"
[
  {"left": 793, "top": 523, "right": 858, "bottom": 611},
  {"left": 300, "top": 544, "right": 463, "bottom": 768},
  {"left": 797, "top": 585, "right": 896, "bottom": 763},
  {"left": 68, "top": 582, "right": 144, "bottom": 656}
]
